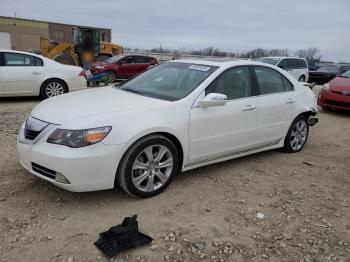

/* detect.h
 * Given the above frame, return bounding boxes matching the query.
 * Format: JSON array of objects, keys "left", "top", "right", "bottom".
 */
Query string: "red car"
[
  {"left": 318, "top": 70, "right": 350, "bottom": 111},
  {"left": 89, "top": 54, "right": 158, "bottom": 82}
]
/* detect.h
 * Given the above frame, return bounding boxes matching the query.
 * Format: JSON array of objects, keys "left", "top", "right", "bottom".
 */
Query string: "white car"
[
  {"left": 0, "top": 50, "right": 87, "bottom": 99},
  {"left": 260, "top": 57, "right": 309, "bottom": 82},
  {"left": 17, "top": 60, "right": 318, "bottom": 198}
]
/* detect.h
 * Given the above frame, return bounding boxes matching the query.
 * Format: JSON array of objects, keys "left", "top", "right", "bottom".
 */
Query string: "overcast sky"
[{"left": 0, "top": 0, "right": 349, "bottom": 62}]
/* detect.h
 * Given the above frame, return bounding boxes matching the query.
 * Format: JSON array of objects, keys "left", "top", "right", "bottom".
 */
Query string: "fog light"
[{"left": 55, "top": 172, "right": 71, "bottom": 184}]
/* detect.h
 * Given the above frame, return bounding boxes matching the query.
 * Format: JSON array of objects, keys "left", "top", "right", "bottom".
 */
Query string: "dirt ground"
[{"left": 0, "top": 87, "right": 349, "bottom": 262}]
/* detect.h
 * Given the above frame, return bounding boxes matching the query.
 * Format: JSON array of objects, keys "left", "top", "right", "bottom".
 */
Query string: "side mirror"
[
  {"left": 278, "top": 65, "right": 285, "bottom": 70},
  {"left": 199, "top": 93, "right": 227, "bottom": 108}
]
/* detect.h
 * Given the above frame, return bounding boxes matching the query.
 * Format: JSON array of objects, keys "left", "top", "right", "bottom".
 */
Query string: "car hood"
[
  {"left": 31, "top": 86, "right": 168, "bottom": 125},
  {"left": 330, "top": 77, "right": 350, "bottom": 91}
]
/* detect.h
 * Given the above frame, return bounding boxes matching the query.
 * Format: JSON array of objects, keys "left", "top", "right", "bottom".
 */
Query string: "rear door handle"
[
  {"left": 32, "top": 71, "right": 41, "bottom": 75},
  {"left": 286, "top": 98, "right": 295, "bottom": 104},
  {"left": 242, "top": 105, "right": 256, "bottom": 111}
]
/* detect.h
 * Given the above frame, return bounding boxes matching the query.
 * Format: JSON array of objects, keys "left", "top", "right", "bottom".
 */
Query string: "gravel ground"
[{"left": 0, "top": 87, "right": 349, "bottom": 262}]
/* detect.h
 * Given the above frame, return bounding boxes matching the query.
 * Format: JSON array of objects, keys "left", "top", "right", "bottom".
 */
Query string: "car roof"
[
  {"left": 169, "top": 59, "right": 271, "bottom": 68},
  {"left": 261, "top": 56, "right": 306, "bottom": 60},
  {"left": 122, "top": 53, "right": 156, "bottom": 58},
  {"left": 0, "top": 49, "right": 44, "bottom": 58}
]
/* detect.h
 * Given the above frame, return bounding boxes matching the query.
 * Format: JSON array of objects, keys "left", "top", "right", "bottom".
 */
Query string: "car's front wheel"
[
  {"left": 105, "top": 70, "right": 117, "bottom": 83},
  {"left": 283, "top": 115, "right": 309, "bottom": 153},
  {"left": 117, "top": 135, "right": 179, "bottom": 198}
]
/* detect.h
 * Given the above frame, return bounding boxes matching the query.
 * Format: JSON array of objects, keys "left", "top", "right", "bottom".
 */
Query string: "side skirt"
[{"left": 182, "top": 139, "right": 282, "bottom": 172}]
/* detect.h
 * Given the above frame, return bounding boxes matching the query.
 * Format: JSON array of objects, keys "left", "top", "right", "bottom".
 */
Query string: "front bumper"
[
  {"left": 318, "top": 90, "right": 350, "bottom": 111},
  {"left": 17, "top": 122, "right": 126, "bottom": 192}
]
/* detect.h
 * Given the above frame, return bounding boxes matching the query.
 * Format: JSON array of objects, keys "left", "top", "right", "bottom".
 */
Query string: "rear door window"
[
  {"left": 4, "top": 53, "right": 36, "bottom": 66},
  {"left": 35, "top": 57, "right": 43, "bottom": 66},
  {"left": 254, "top": 66, "right": 290, "bottom": 95},
  {"left": 296, "top": 59, "right": 307, "bottom": 68}
]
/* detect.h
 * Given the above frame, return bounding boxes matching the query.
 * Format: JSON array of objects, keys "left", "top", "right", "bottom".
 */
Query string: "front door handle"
[
  {"left": 286, "top": 98, "right": 295, "bottom": 104},
  {"left": 242, "top": 105, "right": 256, "bottom": 111}
]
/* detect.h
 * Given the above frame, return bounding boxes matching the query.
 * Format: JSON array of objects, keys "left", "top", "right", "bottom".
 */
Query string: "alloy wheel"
[
  {"left": 131, "top": 145, "right": 173, "bottom": 193},
  {"left": 290, "top": 119, "right": 308, "bottom": 151},
  {"left": 105, "top": 72, "right": 116, "bottom": 82},
  {"left": 46, "top": 82, "right": 64, "bottom": 97}
]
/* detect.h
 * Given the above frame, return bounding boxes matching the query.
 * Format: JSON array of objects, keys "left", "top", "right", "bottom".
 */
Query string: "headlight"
[
  {"left": 47, "top": 126, "right": 111, "bottom": 148},
  {"left": 322, "top": 83, "right": 330, "bottom": 91}
]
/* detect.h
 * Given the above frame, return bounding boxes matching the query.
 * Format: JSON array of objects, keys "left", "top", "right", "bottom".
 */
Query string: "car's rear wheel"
[
  {"left": 298, "top": 75, "right": 305, "bottom": 82},
  {"left": 41, "top": 79, "right": 68, "bottom": 99},
  {"left": 283, "top": 115, "right": 309, "bottom": 153},
  {"left": 105, "top": 70, "right": 117, "bottom": 83},
  {"left": 117, "top": 135, "right": 179, "bottom": 198}
]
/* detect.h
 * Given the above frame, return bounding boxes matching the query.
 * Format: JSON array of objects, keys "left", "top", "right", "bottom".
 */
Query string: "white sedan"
[
  {"left": 17, "top": 60, "right": 318, "bottom": 197},
  {"left": 0, "top": 50, "right": 87, "bottom": 99}
]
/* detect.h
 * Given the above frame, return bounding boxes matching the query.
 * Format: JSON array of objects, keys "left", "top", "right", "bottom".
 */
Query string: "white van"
[{"left": 260, "top": 57, "right": 309, "bottom": 82}]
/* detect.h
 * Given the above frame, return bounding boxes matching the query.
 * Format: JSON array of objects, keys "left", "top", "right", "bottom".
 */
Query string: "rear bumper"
[
  {"left": 318, "top": 90, "right": 350, "bottom": 111},
  {"left": 67, "top": 76, "right": 87, "bottom": 92}
]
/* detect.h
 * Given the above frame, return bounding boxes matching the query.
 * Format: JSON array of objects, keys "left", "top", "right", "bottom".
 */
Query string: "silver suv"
[{"left": 260, "top": 57, "right": 309, "bottom": 82}]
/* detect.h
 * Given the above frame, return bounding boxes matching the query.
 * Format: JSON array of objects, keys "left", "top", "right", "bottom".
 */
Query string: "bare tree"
[{"left": 294, "top": 47, "right": 321, "bottom": 61}]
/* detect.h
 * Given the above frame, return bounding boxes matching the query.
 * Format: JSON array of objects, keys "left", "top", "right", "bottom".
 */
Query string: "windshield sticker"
[{"left": 188, "top": 65, "right": 211, "bottom": 71}]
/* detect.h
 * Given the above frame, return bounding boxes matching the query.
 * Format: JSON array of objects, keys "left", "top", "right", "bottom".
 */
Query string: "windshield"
[
  {"left": 341, "top": 70, "right": 350, "bottom": 78},
  {"left": 105, "top": 55, "right": 124, "bottom": 63},
  {"left": 259, "top": 58, "right": 280, "bottom": 65},
  {"left": 318, "top": 65, "right": 339, "bottom": 73},
  {"left": 117, "top": 62, "right": 218, "bottom": 101}
]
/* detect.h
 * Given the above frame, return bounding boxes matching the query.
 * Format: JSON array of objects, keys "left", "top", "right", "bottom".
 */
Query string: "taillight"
[{"left": 79, "top": 71, "right": 85, "bottom": 77}]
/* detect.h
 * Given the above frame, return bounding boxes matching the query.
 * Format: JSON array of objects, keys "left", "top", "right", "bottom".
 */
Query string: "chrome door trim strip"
[{"left": 185, "top": 138, "right": 281, "bottom": 168}]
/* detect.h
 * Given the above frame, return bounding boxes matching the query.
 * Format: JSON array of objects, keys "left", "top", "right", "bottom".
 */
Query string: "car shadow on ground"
[
  {"left": 0, "top": 96, "right": 41, "bottom": 103},
  {"left": 20, "top": 149, "right": 281, "bottom": 205},
  {"left": 319, "top": 108, "right": 350, "bottom": 118}
]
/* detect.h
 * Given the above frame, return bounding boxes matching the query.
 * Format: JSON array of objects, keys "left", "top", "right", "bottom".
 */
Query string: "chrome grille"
[
  {"left": 25, "top": 130, "right": 41, "bottom": 140},
  {"left": 24, "top": 117, "right": 49, "bottom": 141}
]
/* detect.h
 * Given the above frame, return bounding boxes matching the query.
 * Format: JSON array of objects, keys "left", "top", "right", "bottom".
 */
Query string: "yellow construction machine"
[{"left": 40, "top": 27, "right": 123, "bottom": 66}]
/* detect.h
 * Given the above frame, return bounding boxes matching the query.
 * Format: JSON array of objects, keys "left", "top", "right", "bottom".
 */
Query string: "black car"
[{"left": 308, "top": 64, "right": 350, "bottom": 84}]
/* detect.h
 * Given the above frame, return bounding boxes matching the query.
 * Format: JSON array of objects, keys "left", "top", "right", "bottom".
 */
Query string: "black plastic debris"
[{"left": 94, "top": 215, "right": 152, "bottom": 257}]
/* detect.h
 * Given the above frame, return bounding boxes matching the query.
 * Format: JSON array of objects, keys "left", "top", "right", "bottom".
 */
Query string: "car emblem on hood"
[{"left": 341, "top": 90, "right": 350, "bottom": 96}]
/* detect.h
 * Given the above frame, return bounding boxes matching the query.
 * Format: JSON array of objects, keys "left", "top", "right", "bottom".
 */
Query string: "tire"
[
  {"left": 283, "top": 115, "right": 309, "bottom": 153},
  {"left": 52, "top": 54, "right": 76, "bottom": 65},
  {"left": 40, "top": 79, "right": 68, "bottom": 99},
  {"left": 105, "top": 70, "right": 117, "bottom": 83},
  {"left": 117, "top": 134, "right": 179, "bottom": 198},
  {"left": 298, "top": 75, "right": 305, "bottom": 82}
]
